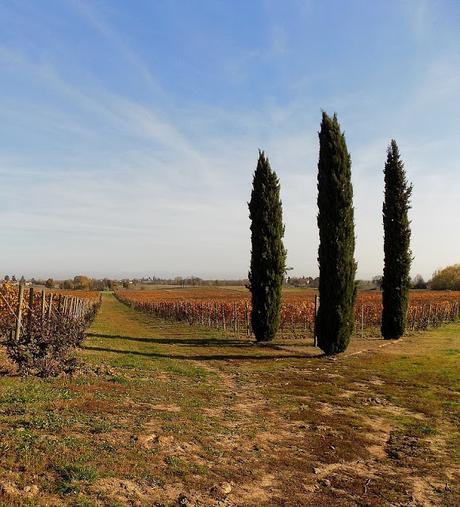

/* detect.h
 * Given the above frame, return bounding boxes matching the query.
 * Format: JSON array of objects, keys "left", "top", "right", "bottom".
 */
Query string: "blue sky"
[{"left": 0, "top": 0, "right": 459, "bottom": 280}]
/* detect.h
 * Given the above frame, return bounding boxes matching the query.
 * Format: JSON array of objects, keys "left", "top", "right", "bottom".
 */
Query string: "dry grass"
[{"left": 0, "top": 293, "right": 458, "bottom": 506}]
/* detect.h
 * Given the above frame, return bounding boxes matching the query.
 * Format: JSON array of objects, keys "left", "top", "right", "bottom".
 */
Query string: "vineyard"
[
  {"left": 116, "top": 288, "right": 460, "bottom": 340},
  {"left": 0, "top": 283, "right": 101, "bottom": 375}
]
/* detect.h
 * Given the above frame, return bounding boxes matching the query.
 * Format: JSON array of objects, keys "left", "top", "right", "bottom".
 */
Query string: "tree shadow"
[
  {"left": 81, "top": 345, "right": 323, "bottom": 361},
  {"left": 86, "top": 332, "right": 317, "bottom": 350},
  {"left": 86, "top": 332, "right": 257, "bottom": 348}
]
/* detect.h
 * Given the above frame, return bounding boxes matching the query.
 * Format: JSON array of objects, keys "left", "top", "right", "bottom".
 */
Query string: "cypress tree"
[
  {"left": 316, "top": 112, "right": 357, "bottom": 355},
  {"left": 248, "top": 151, "right": 286, "bottom": 342},
  {"left": 381, "top": 140, "right": 412, "bottom": 339}
]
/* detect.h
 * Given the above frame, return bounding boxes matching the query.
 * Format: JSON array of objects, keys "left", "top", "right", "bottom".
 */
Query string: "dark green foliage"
[
  {"left": 248, "top": 151, "right": 286, "bottom": 342},
  {"left": 316, "top": 112, "right": 357, "bottom": 355},
  {"left": 381, "top": 140, "right": 412, "bottom": 339}
]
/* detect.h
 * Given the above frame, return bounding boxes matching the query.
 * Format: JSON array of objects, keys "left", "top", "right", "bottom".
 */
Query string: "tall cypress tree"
[
  {"left": 248, "top": 151, "right": 286, "bottom": 342},
  {"left": 316, "top": 112, "right": 357, "bottom": 355},
  {"left": 381, "top": 140, "right": 412, "bottom": 339}
]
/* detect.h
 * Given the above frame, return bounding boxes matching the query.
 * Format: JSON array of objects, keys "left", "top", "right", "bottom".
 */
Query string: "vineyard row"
[
  {"left": 115, "top": 292, "right": 460, "bottom": 340},
  {"left": 0, "top": 284, "right": 101, "bottom": 375},
  {"left": 0, "top": 284, "right": 100, "bottom": 337}
]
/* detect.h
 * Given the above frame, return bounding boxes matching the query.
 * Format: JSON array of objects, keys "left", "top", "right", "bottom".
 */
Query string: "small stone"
[
  {"left": 158, "top": 435, "right": 174, "bottom": 448},
  {"left": 137, "top": 434, "right": 158, "bottom": 448},
  {"left": 220, "top": 482, "right": 232, "bottom": 495},
  {"left": 23, "top": 485, "right": 39, "bottom": 496},
  {"left": 211, "top": 482, "right": 233, "bottom": 498}
]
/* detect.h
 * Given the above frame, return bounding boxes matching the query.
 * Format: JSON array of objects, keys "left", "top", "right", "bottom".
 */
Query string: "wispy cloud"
[
  {"left": 0, "top": 1, "right": 458, "bottom": 279},
  {"left": 68, "top": 0, "right": 164, "bottom": 96}
]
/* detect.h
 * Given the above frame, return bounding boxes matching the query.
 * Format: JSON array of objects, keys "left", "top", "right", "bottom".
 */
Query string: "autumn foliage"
[
  {"left": 431, "top": 264, "right": 460, "bottom": 291},
  {"left": 0, "top": 284, "right": 100, "bottom": 376},
  {"left": 116, "top": 289, "right": 460, "bottom": 340}
]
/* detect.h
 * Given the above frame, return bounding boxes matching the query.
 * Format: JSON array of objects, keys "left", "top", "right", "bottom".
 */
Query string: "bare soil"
[{"left": 0, "top": 293, "right": 458, "bottom": 506}]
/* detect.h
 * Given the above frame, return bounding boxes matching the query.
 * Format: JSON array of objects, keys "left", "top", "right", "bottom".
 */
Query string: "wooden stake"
[
  {"left": 245, "top": 301, "right": 250, "bottom": 337},
  {"left": 41, "top": 291, "right": 46, "bottom": 322},
  {"left": 14, "top": 284, "right": 25, "bottom": 341},
  {"left": 313, "top": 295, "right": 319, "bottom": 347},
  {"left": 48, "top": 293, "right": 53, "bottom": 319},
  {"left": 222, "top": 304, "right": 226, "bottom": 331},
  {"left": 27, "top": 287, "right": 34, "bottom": 334}
]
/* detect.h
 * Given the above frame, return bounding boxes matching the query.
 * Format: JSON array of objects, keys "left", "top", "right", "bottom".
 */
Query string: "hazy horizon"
[{"left": 1, "top": 1, "right": 459, "bottom": 281}]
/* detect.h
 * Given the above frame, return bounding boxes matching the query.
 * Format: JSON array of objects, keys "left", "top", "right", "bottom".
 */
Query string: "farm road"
[{"left": 76, "top": 292, "right": 460, "bottom": 506}]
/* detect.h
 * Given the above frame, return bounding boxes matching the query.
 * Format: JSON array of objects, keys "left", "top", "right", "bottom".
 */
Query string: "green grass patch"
[
  {"left": 54, "top": 464, "right": 99, "bottom": 495},
  {"left": 0, "top": 381, "right": 74, "bottom": 404},
  {"left": 0, "top": 294, "right": 458, "bottom": 506}
]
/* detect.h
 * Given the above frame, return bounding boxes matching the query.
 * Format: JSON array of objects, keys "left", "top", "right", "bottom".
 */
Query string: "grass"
[{"left": 0, "top": 292, "right": 458, "bottom": 506}]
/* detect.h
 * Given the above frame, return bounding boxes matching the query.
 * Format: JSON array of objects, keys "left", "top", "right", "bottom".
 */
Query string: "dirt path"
[
  {"left": 0, "top": 293, "right": 458, "bottom": 506},
  {"left": 85, "top": 294, "right": 459, "bottom": 506}
]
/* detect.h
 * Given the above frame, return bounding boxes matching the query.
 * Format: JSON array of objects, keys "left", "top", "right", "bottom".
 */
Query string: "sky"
[{"left": 0, "top": 0, "right": 459, "bottom": 280}]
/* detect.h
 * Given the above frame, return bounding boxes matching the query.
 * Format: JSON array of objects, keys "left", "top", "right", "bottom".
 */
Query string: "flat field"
[
  {"left": 118, "top": 287, "right": 460, "bottom": 338},
  {"left": 118, "top": 285, "right": 460, "bottom": 303},
  {"left": 0, "top": 293, "right": 458, "bottom": 506}
]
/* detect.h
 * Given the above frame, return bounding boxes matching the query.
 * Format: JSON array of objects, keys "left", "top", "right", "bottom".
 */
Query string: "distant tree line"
[
  {"left": 431, "top": 264, "right": 460, "bottom": 291},
  {"left": 287, "top": 276, "right": 319, "bottom": 288},
  {"left": 2, "top": 274, "right": 252, "bottom": 290}
]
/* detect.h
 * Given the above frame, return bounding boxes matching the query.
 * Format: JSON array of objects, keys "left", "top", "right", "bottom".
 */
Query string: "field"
[
  {"left": 117, "top": 287, "right": 460, "bottom": 338},
  {"left": 0, "top": 292, "right": 459, "bottom": 506}
]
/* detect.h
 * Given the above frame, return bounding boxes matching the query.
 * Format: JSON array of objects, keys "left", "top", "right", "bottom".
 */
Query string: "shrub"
[{"left": 3, "top": 297, "right": 100, "bottom": 377}]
